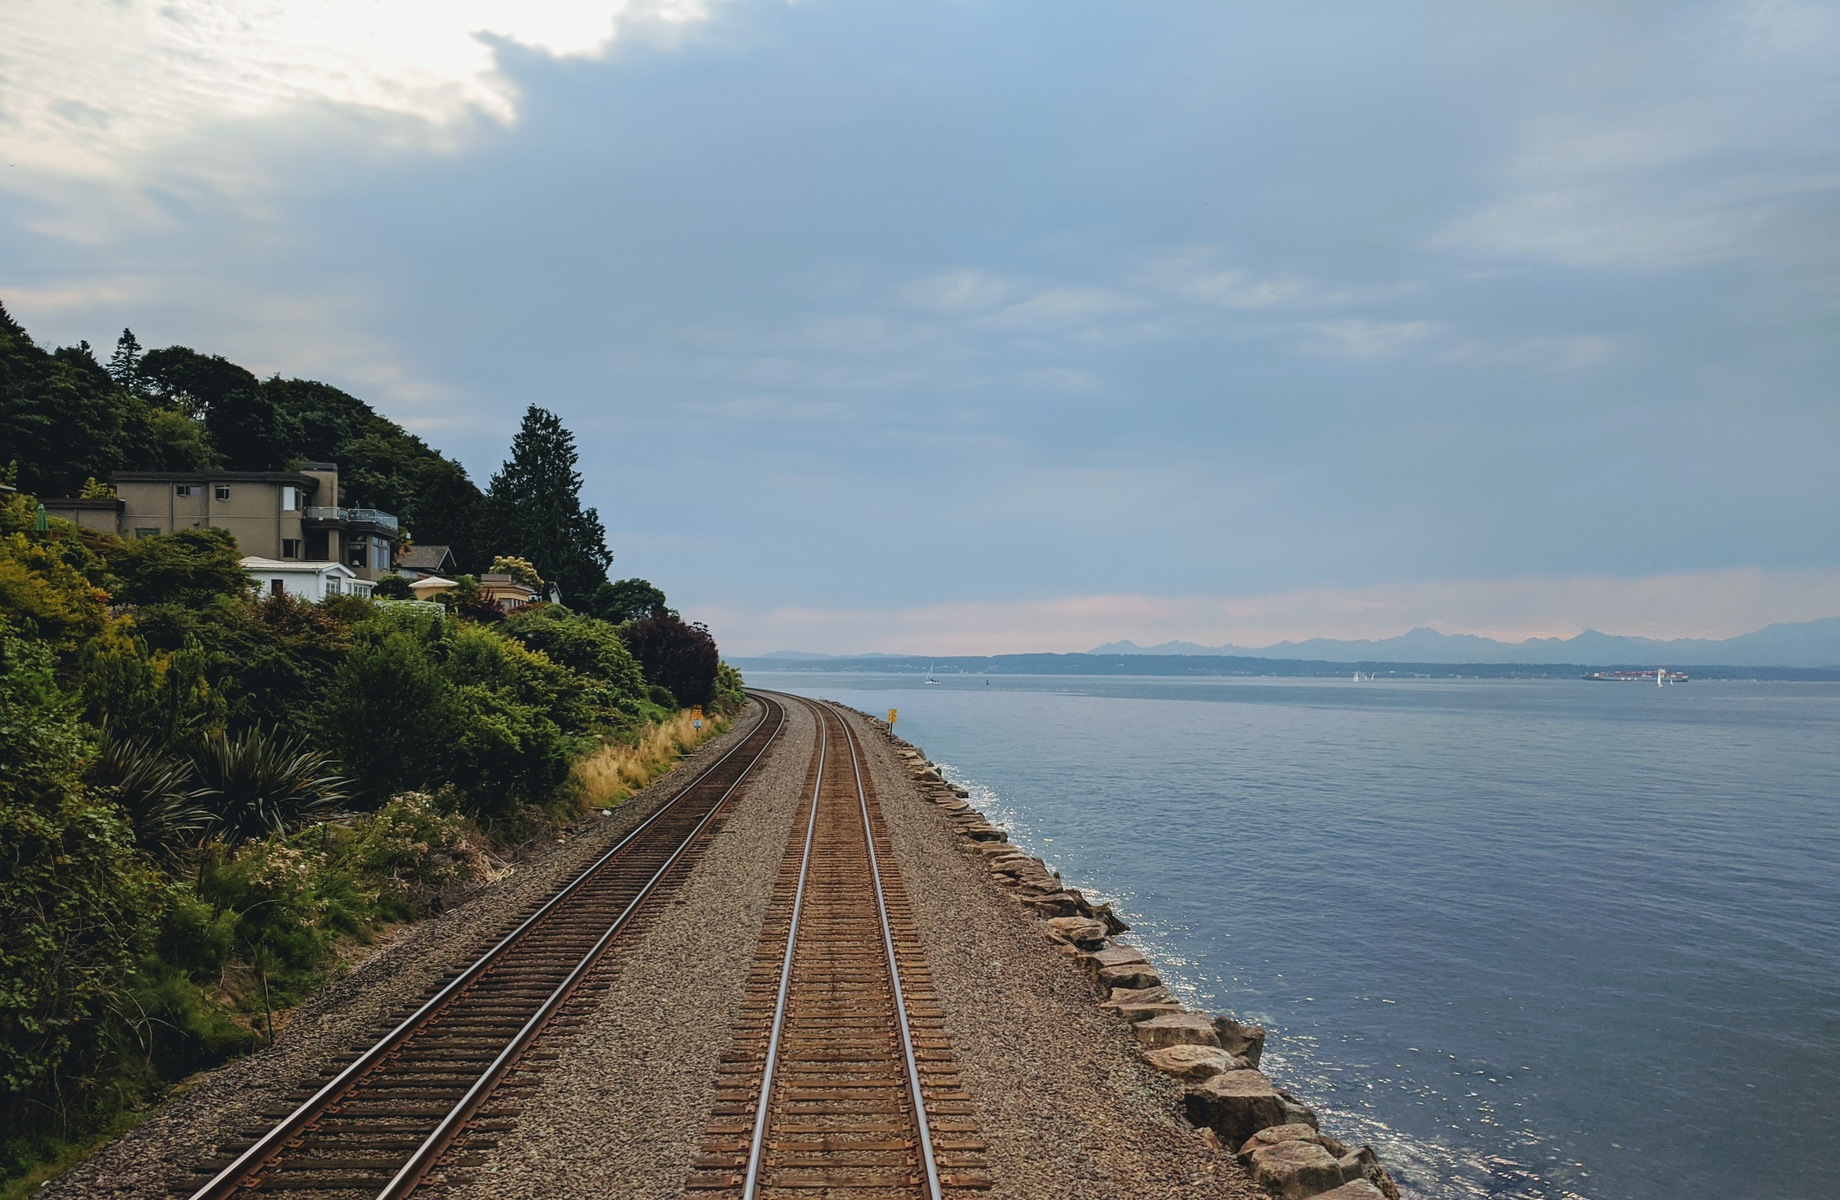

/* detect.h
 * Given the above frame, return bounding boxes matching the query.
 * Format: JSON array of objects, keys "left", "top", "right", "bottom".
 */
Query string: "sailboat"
[{"left": 925, "top": 661, "right": 941, "bottom": 685}]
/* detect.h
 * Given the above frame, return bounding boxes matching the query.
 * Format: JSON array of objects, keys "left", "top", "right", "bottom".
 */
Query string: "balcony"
[{"left": 303, "top": 506, "right": 400, "bottom": 535}]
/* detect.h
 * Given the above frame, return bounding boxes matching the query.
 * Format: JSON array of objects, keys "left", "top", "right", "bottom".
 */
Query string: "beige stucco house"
[{"left": 43, "top": 462, "right": 403, "bottom": 584}]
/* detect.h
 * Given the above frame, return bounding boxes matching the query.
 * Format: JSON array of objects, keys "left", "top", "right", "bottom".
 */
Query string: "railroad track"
[
  {"left": 689, "top": 695, "right": 990, "bottom": 1198},
  {"left": 181, "top": 696, "right": 787, "bottom": 1200}
]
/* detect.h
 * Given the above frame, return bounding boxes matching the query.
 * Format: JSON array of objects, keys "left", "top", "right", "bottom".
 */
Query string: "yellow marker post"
[
  {"left": 692, "top": 704, "right": 704, "bottom": 732},
  {"left": 888, "top": 708, "right": 898, "bottom": 726}
]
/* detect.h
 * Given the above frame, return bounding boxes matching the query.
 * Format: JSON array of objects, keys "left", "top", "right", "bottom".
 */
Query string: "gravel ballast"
[
  {"left": 38, "top": 703, "right": 770, "bottom": 1200},
  {"left": 443, "top": 698, "right": 818, "bottom": 1199}
]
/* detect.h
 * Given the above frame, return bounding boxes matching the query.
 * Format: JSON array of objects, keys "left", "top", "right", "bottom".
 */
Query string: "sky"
[{"left": 4, "top": 0, "right": 1838, "bottom": 655}]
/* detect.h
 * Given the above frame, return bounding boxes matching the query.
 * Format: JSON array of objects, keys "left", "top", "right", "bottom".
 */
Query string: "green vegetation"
[{"left": 0, "top": 305, "right": 747, "bottom": 1186}]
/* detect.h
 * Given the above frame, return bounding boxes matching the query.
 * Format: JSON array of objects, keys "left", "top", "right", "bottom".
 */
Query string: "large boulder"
[
  {"left": 1045, "top": 916, "right": 1110, "bottom": 948},
  {"left": 1133, "top": 1011, "right": 1222, "bottom": 1049},
  {"left": 1245, "top": 1139, "right": 1347, "bottom": 1200},
  {"left": 1097, "top": 963, "right": 1163, "bottom": 991},
  {"left": 1185, "top": 1070, "right": 1288, "bottom": 1146},
  {"left": 1022, "top": 893, "right": 1086, "bottom": 918},
  {"left": 1212, "top": 1015, "right": 1267, "bottom": 1066},
  {"left": 1081, "top": 944, "right": 1149, "bottom": 981},
  {"left": 1112, "top": 1000, "right": 1187, "bottom": 1024},
  {"left": 1144, "top": 1044, "right": 1247, "bottom": 1082},
  {"left": 1238, "top": 1124, "right": 1337, "bottom": 1157},
  {"left": 1105, "top": 984, "right": 1172, "bottom": 1006},
  {"left": 1310, "top": 1183, "right": 1386, "bottom": 1200}
]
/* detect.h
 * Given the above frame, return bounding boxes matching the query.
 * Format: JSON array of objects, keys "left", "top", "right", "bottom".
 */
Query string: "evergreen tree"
[
  {"left": 106, "top": 328, "right": 142, "bottom": 392},
  {"left": 485, "top": 406, "right": 612, "bottom": 602}
]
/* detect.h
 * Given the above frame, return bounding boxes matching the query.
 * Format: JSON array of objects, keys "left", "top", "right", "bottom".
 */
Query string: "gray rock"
[
  {"left": 1097, "top": 963, "right": 1162, "bottom": 991},
  {"left": 1212, "top": 1015, "right": 1267, "bottom": 1067},
  {"left": 1044, "top": 917, "right": 1108, "bottom": 948},
  {"left": 1310, "top": 1182, "right": 1387, "bottom": 1200},
  {"left": 1133, "top": 1011, "right": 1222, "bottom": 1049},
  {"left": 1143, "top": 1044, "right": 1246, "bottom": 1083},
  {"left": 1021, "top": 893, "right": 1086, "bottom": 918},
  {"left": 1111, "top": 1001, "right": 1187, "bottom": 1024},
  {"left": 1245, "top": 1139, "right": 1346, "bottom": 1199},
  {"left": 1105, "top": 984, "right": 1172, "bottom": 1007},
  {"left": 1236, "top": 1123, "right": 1331, "bottom": 1158},
  {"left": 1184, "top": 1070, "right": 1289, "bottom": 1147}
]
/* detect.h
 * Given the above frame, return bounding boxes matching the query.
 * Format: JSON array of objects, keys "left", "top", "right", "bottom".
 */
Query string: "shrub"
[
  {"left": 620, "top": 615, "right": 720, "bottom": 707},
  {"left": 370, "top": 574, "right": 412, "bottom": 600},
  {"left": 189, "top": 728, "right": 346, "bottom": 845},
  {"left": 343, "top": 793, "right": 488, "bottom": 915}
]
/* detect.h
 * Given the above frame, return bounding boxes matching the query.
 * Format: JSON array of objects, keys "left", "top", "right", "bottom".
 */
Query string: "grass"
[{"left": 570, "top": 708, "right": 730, "bottom": 809}]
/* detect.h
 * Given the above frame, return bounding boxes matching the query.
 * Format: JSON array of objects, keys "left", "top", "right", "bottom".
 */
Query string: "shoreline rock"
[{"left": 873, "top": 717, "right": 1401, "bottom": 1200}]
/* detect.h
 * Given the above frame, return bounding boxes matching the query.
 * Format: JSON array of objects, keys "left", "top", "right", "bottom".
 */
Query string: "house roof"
[
  {"left": 240, "top": 557, "right": 358, "bottom": 577},
  {"left": 397, "top": 544, "right": 454, "bottom": 570},
  {"left": 117, "top": 470, "right": 324, "bottom": 489}
]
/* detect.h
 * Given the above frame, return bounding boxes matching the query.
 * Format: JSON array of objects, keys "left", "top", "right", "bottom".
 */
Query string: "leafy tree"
[
  {"left": 317, "top": 615, "right": 455, "bottom": 804},
  {"left": 370, "top": 574, "right": 413, "bottom": 600},
  {"left": 620, "top": 615, "right": 721, "bottom": 707},
  {"left": 489, "top": 555, "right": 543, "bottom": 590},
  {"left": 486, "top": 406, "right": 612, "bottom": 603},
  {"left": 109, "top": 527, "right": 249, "bottom": 607},
  {"left": 583, "top": 577, "right": 672, "bottom": 624},
  {"left": 137, "top": 346, "right": 258, "bottom": 422}
]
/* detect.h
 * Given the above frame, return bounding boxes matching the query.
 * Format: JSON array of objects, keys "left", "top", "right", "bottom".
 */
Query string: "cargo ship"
[{"left": 1583, "top": 668, "right": 1690, "bottom": 684}]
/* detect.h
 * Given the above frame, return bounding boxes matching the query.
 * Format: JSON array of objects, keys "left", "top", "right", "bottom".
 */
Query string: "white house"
[{"left": 241, "top": 556, "right": 373, "bottom": 601}]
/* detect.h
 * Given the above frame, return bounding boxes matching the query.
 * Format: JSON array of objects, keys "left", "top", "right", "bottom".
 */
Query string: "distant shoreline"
[{"left": 733, "top": 653, "right": 1840, "bottom": 682}]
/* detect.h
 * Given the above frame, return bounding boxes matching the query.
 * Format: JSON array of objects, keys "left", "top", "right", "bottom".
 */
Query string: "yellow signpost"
[
  {"left": 887, "top": 708, "right": 897, "bottom": 726},
  {"left": 692, "top": 704, "right": 704, "bottom": 732}
]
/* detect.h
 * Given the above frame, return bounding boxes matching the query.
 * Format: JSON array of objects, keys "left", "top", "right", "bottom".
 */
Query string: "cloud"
[
  {"left": 695, "top": 567, "right": 1840, "bottom": 657},
  {"left": 1432, "top": 6, "right": 1840, "bottom": 272},
  {"left": 978, "top": 286, "right": 1146, "bottom": 330},
  {"left": 898, "top": 269, "right": 1013, "bottom": 314},
  {"left": 1144, "top": 248, "right": 1419, "bottom": 311},
  {"left": 1301, "top": 318, "right": 1447, "bottom": 361},
  {"left": 0, "top": 0, "right": 717, "bottom": 180}
]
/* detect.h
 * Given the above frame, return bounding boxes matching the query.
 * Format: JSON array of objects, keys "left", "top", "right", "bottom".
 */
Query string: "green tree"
[
  {"left": 105, "top": 328, "right": 142, "bottom": 392},
  {"left": 583, "top": 577, "right": 672, "bottom": 624},
  {"left": 110, "top": 528, "right": 249, "bottom": 607},
  {"left": 485, "top": 406, "right": 612, "bottom": 603}
]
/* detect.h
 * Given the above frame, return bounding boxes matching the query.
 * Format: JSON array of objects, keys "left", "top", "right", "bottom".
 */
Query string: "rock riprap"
[{"left": 879, "top": 721, "right": 1401, "bottom": 1200}]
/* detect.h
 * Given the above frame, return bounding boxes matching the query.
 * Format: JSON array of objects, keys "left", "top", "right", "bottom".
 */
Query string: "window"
[
  {"left": 175, "top": 484, "right": 200, "bottom": 497},
  {"left": 134, "top": 527, "right": 160, "bottom": 539},
  {"left": 214, "top": 485, "right": 231, "bottom": 501},
  {"left": 270, "top": 579, "right": 285, "bottom": 597},
  {"left": 326, "top": 577, "right": 342, "bottom": 597},
  {"left": 281, "top": 486, "right": 300, "bottom": 511},
  {"left": 347, "top": 539, "right": 367, "bottom": 568},
  {"left": 281, "top": 538, "right": 302, "bottom": 559}
]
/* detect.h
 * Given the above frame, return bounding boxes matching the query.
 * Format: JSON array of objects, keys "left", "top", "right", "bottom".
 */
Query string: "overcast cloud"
[{"left": 4, "top": 0, "right": 1836, "bottom": 654}]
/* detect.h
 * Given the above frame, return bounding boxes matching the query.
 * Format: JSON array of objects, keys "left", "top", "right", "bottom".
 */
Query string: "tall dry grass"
[{"left": 570, "top": 709, "right": 727, "bottom": 809}]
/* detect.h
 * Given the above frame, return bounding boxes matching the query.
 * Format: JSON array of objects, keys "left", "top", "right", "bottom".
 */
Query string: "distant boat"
[
  {"left": 925, "top": 661, "right": 941, "bottom": 685},
  {"left": 1584, "top": 669, "right": 1689, "bottom": 684}
]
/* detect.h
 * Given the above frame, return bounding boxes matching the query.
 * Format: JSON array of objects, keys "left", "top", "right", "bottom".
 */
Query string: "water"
[{"left": 750, "top": 673, "right": 1840, "bottom": 1200}]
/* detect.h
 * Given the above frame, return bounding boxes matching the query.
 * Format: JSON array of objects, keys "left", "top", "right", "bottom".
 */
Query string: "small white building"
[{"left": 241, "top": 556, "right": 374, "bottom": 602}]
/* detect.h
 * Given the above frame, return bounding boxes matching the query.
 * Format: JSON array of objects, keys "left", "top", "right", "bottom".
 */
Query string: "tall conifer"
[{"left": 486, "top": 406, "right": 612, "bottom": 602}]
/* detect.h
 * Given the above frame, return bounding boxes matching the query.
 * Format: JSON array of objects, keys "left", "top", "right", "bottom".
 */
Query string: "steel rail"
[
  {"left": 838, "top": 705, "right": 945, "bottom": 1200},
  {"left": 736, "top": 696, "right": 944, "bottom": 1200},
  {"left": 188, "top": 695, "right": 784, "bottom": 1200},
  {"left": 737, "top": 698, "right": 826, "bottom": 1200}
]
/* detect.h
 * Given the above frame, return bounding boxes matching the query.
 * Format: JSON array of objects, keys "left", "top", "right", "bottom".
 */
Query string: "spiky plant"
[
  {"left": 190, "top": 727, "right": 348, "bottom": 844},
  {"left": 89, "top": 735, "right": 213, "bottom": 855}
]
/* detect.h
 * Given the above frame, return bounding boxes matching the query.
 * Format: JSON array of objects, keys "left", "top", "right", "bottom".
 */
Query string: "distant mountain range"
[{"left": 1088, "top": 615, "right": 1840, "bottom": 668}]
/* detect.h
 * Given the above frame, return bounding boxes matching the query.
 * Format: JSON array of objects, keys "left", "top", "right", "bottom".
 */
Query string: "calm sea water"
[{"left": 752, "top": 672, "right": 1840, "bottom": 1200}]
